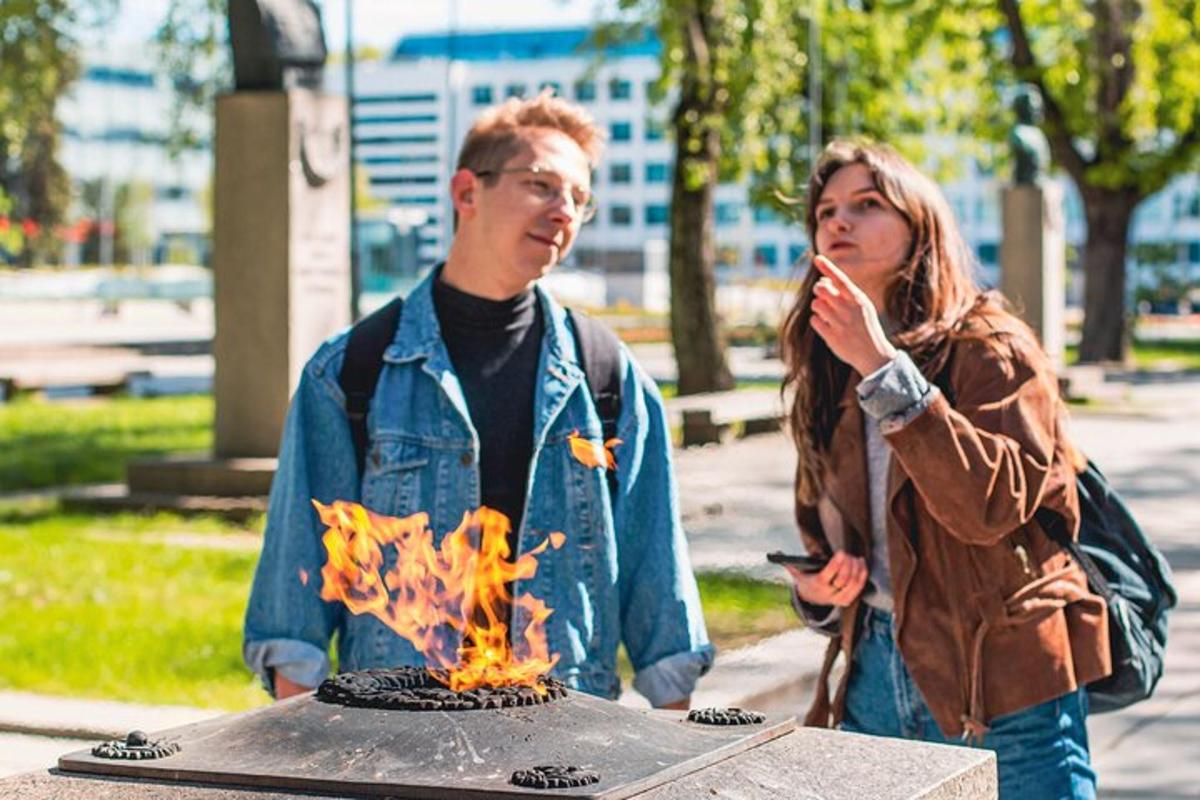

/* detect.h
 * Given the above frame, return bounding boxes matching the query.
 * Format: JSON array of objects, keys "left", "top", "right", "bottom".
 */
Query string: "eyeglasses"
[{"left": 473, "top": 166, "right": 598, "bottom": 223}]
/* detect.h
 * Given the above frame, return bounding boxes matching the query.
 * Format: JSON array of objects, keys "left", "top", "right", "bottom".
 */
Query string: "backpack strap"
[
  {"left": 1034, "top": 471, "right": 1115, "bottom": 600},
  {"left": 567, "top": 308, "right": 623, "bottom": 444},
  {"left": 567, "top": 308, "right": 624, "bottom": 496},
  {"left": 338, "top": 296, "right": 404, "bottom": 477}
]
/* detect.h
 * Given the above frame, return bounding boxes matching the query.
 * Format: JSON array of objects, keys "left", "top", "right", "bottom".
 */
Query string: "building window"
[
  {"left": 753, "top": 206, "right": 782, "bottom": 224},
  {"left": 609, "top": 163, "right": 632, "bottom": 184},
  {"left": 788, "top": 244, "right": 808, "bottom": 265},
  {"left": 977, "top": 242, "right": 999, "bottom": 264},
  {"left": 355, "top": 93, "right": 439, "bottom": 105},
  {"left": 610, "top": 205, "right": 633, "bottom": 226},
  {"left": 539, "top": 81, "right": 562, "bottom": 96},
  {"left": 505, "top": 83, "right": 527, "bottom": 99},
  {"left": 644, "top": 79, "right": 659, "bottom": 102},
  {"left": 645, "top": 119, "right": 665, "bottom": 141},
  {"left": 471, "top": 85, "right": 493, "bottom": 105},
  {"left": 369, "top": 175, "right": 439, "bottom": 186},
  {"left": 610, "top": 121, "right": 633, "bottom": 142},
  {"left": 1188, "top": 241, "right": 1200, "bottom": 264},
  {"left": 645, "top": 204, "right": 668, "bottom": 225},
  {"left": 354, "top": 114, "right": 439, "bottom": 125},
  {"left": 608, "top": 78, "right": 632, "bottom": 100},
  {"left": 645, "top": 162, "right": 669, "bottom": 183},
  {"left": 754, "top": 244, "right": 778, "bottom": 267},
  {"left": 574, "top": 80, "right": 596, "bottom": 101},
  {"left": 716, "top": 203, "right": 742, "bottom": 226}
]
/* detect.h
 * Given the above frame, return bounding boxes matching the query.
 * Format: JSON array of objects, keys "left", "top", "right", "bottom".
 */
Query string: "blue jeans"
[{"left": 841, "top": 606, "right": 1096, "bottom": 800}]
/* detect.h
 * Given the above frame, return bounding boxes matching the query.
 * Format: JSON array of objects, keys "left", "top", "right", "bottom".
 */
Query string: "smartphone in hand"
[{"left": 766, "top": 551, "right": 829, "bottom": 574}]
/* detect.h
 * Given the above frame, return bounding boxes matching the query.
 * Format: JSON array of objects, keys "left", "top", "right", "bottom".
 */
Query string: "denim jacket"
[{"left": 244, "top": 272, "right": 714, "bottom": 706}]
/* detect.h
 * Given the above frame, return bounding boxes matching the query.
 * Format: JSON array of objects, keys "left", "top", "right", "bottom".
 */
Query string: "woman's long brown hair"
[{"left": 782, "top": 140, "right": 1022, "bottom": 505}]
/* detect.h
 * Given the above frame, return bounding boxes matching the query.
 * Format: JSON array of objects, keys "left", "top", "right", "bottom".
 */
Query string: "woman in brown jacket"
[{"left": 781, "top": 141, "right": 1110, "bottom": 800}]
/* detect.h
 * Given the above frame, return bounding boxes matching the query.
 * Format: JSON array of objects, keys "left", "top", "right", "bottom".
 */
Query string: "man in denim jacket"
[{"left": 243, "top": 92, "right": 713, "bottom": 708}]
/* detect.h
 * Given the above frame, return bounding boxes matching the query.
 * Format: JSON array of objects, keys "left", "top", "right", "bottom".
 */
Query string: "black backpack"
[
  {"left": 934, "top": 350, "right": 1177, "bottom": 713},
  {"left": 337, "top": 296, "right": 623, "bottom": 492},
  {"left": 1035, "top": 464, "right": 1177, "bottom": 713}
]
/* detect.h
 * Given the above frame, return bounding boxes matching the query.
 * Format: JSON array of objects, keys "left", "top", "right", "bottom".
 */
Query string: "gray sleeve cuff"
[
  {"left": 243, "top": 638, "right": 330, "bottom": 697},
  {"left": 632, "top": 645, "right": 716, "bottom": 707},
  {"left": 856, "top": 350, "right": 934, "bottom": 421},
  {"left": 790, "top": 589, "right": 841, "bottom": 636}
]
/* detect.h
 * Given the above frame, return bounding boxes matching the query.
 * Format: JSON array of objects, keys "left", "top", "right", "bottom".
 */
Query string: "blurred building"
[
  {"left": 57, "top": 50, "right": 211, "bottom": 265},
  {"left": 57, "top": 29, "right": 1200, "bottom": 304}
]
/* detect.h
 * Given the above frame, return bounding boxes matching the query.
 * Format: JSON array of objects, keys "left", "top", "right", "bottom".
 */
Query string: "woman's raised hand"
[
  {"left": 786, "top": 550, "right": 869, "bottom": 608},
  {"left": 809, "top": 255, "right": 898, "bottom": 376}
]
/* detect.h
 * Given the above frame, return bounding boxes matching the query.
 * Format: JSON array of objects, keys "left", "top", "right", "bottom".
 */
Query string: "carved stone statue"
[
  {"left": 1009, "top": 85, "right": 1051, "bottom": 186},
  {"left": 228, "top": 0, "right": 327, "bottom": 91}
]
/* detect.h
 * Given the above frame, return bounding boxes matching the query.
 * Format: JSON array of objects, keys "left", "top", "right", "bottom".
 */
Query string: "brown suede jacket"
[{"left": 799, "top": 321, "right": 1111, "bottom": 739}]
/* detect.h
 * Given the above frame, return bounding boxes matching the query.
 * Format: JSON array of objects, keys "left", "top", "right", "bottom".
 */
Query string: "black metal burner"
[
  {"left": 510, "top": 765, "right": 601, "bottom": 789},
  {"left": 91, "top": 730, "right": 180, "bottom": 760},
  {"left": 687, "top": 707, "right": 766, "bottom": 726},
  {"left": 316, "top": 666, "right": 568, "bottom": 711}
]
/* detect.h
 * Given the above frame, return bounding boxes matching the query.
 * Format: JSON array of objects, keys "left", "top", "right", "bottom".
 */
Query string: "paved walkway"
[{"left": 1, "top": 331, "right": 1197, "bottom": 795}]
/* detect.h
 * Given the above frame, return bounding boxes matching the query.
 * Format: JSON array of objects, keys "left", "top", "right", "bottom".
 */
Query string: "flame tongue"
[{"left": 314, "top": 500, "right": 564, "bottom": 692}]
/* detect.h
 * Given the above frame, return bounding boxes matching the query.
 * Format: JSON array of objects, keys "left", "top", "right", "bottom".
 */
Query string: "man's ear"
[{"left": 449, "top": 169, "right": 479, "bottom": 221}]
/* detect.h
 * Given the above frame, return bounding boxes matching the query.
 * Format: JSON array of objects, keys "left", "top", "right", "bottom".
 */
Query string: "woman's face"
[{"left": 813, "top": 163, "right": 913, "bottom": 307}]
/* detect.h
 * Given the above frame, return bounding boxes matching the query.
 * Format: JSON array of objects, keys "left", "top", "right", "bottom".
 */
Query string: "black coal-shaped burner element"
[
  {"left": 510, "top": 764, "right": 601, "bottom": 789},
  {"left": 316, "top": 666, "right": 568, "bottom": 711},
  {"left": 91, "top": 730, "right": 180, "bottom": 760},
  {"left": 687, "top": 707, "right": 766, "bottom": 726}
]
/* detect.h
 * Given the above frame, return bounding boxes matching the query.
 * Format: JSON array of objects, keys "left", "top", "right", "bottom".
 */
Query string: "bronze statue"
[
  {"left": 228, "top": 0, "right": 327, "bottom": 91},
  {"left": 1009, "top": 85, "right": 1051, "bottom": 186}
]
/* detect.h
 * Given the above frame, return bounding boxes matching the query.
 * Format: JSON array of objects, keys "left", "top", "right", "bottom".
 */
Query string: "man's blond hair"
[{"left": 455, "top": 90, "right": 605, "bottom": 178}]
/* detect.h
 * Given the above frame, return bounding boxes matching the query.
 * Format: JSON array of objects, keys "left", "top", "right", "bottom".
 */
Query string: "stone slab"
[
  {"left": 4, "top": 726, "right": 996, "bottom": 799},
  {"left": 125, "top": 457, "right": 277, "bottom": 497}
]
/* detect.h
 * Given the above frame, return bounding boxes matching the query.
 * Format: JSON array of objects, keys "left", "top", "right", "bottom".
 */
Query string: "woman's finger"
[
  {"left": 813, "top": 277, "right": 841, "bottom": 300},
  {"left": 812, "top": 255, "right": 857, "bottom": 293}
]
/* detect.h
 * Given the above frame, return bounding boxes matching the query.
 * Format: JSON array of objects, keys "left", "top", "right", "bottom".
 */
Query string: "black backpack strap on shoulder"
[
  {"left": 1034, "top": 504, "right": 1113, "bottom": 600},
  {"left": 567, "top": 308, "right": 623, "bottom": 497},
  {"left": 338, "top": 296, "right": 404, "bottom": 477}
]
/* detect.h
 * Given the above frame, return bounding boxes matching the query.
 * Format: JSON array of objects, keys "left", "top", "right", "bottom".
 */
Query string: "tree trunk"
[
  {"left": 667, "top": 5, "right": 734, "bottom": 396},
  {"left": 1077, "top": 189, "right": 1137, "bottom": 364}
]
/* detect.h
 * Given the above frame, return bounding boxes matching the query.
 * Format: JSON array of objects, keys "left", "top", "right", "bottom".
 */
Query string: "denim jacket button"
[
  {"left": 460, "top": 451, "right": 474, "bottom": 466},
  {"left": 371, "top": 451, "right": 381, "bottom": 467}
]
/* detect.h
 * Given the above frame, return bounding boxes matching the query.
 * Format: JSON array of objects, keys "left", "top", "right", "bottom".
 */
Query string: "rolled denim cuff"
[
  {"left": 244, "top": 638, "right": 330, "bottom": 697},
  {"left": 791, "top": 588, "right": 841, "bottom": 636},
  {"left": 856, "top": 350, "right": 933, "bottom": 421},
  {"left": 632, "top": 645, "right": 716, "bottom": 707}
]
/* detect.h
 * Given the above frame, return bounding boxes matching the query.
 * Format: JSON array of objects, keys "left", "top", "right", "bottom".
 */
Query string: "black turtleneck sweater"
[{"left": 432, "top": 275, "right": 544, "bottom": 541}]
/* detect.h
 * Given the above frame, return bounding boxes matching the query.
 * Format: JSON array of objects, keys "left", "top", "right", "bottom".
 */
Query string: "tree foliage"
[
  {"left": 911, "top": 0, "right": 1200, "bottom": 361},
  {"left": 0, "top": 0, "right": 100, "bottom": 265}
]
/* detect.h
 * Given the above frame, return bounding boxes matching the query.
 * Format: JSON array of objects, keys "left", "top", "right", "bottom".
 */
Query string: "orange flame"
[
  {"left": 313, "top": 500, "right": 565, "bottom": 692},
  {"left": 568, "top": 430, "right": 622, "bottom": 471}
]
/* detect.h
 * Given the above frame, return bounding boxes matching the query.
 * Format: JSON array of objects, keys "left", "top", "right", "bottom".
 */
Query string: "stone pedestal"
[
  {"left": 127, "top": 90, "right": 350, "bottom": 498},
  {"left": 1000, "top": 183, "right": 1066, "bottom": 367},
  {"left": 2, "top": 724, "right": 996, "bottom": 799}
]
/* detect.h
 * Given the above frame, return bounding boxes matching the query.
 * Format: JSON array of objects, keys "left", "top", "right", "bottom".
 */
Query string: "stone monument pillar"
[
  {"left": 125, "top": 0, "right": 349, "bottom": 499},
  {"left": 999, "top": 85, "right": 1065, "bottom": 368},
  {"left": 212, "top": 91, "right": 350, "bottom": 459},
  {"left": 1000, "top": 183, "right": 1065, "bottom": 367}
]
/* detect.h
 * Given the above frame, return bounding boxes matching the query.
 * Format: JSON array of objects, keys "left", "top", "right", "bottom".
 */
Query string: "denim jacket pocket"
[{"left": 361, "top": 439, "right": 428, "bottom": 517}]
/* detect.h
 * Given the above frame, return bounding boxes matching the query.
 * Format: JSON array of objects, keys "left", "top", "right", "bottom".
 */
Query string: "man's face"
[{"left": 459, "top": 128, "right": 593, "bottom": 287}]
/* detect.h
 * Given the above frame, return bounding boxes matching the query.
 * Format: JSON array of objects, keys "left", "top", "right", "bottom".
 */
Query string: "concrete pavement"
[{"left": 0, "top": 351, "right": 1197, "bottom": 796}]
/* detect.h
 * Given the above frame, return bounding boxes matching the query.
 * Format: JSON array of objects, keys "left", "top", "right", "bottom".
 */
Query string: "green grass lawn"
[
  {"left": 0, "top": 395, "right": 213, "bottom": 493},
  {"left": 0, "top": 503, "right": 798, "bottom": 709},
  {"left": 1066, "top": 337, "right": 1200, "bottom": 371}
]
